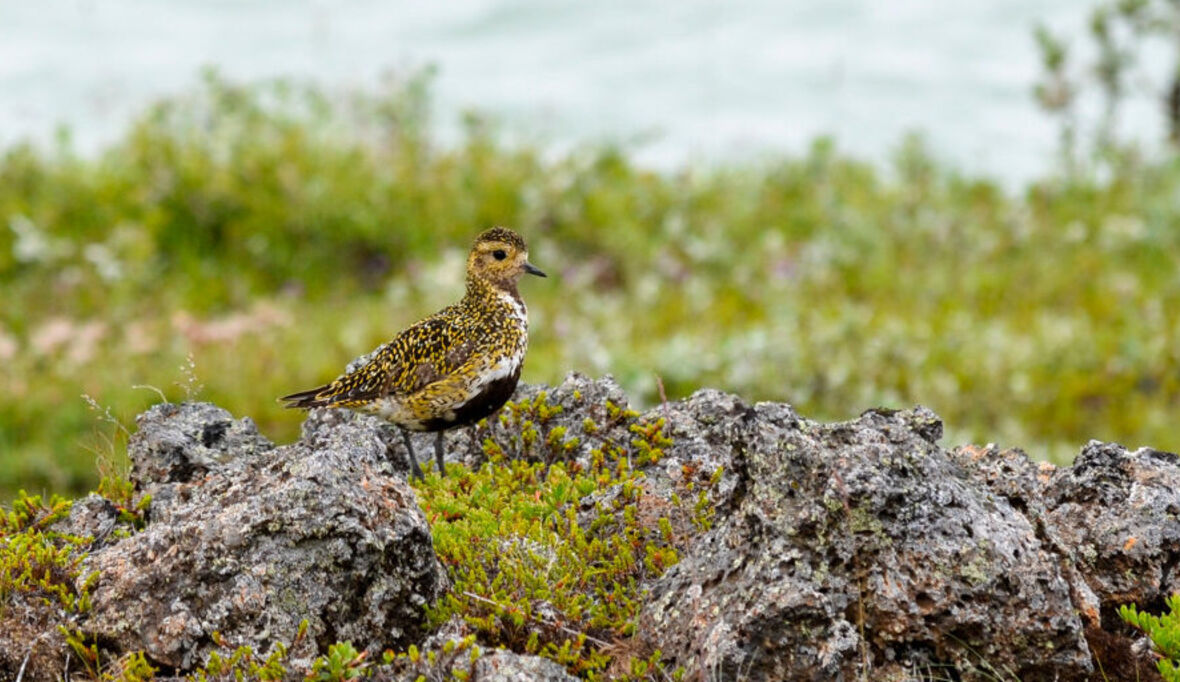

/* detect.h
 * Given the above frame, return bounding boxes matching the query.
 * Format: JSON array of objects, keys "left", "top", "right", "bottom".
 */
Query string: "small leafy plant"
[
  {"left": 0, "top": 491, "right": 91, "bottom": 613},
  {"left": 413, "top": 393, "right": 704, "bottom": 679},
  {"left": 308, "top": 641, "right": 369, "bottom": 681},
  {"left": 1120, "top": 594, "right": 1180, "bottom": 681},
  {"left": 388, "top": 636, "right": 483, "bottom": 681},
  {"left": 193, "top": 623, "right": 308, "bottom": 681}
]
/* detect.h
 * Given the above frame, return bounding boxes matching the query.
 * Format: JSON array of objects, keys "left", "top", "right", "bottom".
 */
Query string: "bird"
[{"left": 280, "top": 226, "right": 546, "bottom": 480}]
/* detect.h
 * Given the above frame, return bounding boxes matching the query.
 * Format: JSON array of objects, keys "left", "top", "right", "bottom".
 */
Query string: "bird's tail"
[{"left": 279, "top": 385, "right": 332, "bottom": 409}]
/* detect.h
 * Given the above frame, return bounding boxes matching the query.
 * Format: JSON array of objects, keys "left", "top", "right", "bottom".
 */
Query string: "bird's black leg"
[
  {"left": 401, "top": 429, "right": 424, "bottom": 481},
  {"left": 434, "top": 431, "right": 446, "bottom": 477}
]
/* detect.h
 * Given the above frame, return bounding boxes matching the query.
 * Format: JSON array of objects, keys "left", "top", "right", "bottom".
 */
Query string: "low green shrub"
[
  {"left": 0, "top": 491, "right": 91, "bottom": 614},
  {"left": 412, "top": 393, "right": 699, "bottom": 679},
  {"left": 1120, "top": 594, "right": 1180, "bottom": 681}
]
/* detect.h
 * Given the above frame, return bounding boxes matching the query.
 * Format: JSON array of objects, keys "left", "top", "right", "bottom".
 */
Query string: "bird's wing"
[
  {"left": 395, "top": 332, "right": 519, "bottom": 424},
  {"left": 280, "top": 307, "right": 479, "bottom": 409}
]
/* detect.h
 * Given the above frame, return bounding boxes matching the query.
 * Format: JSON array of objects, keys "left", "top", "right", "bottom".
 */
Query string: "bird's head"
[{"left": 466, "top": 226, "right": 546, "bottom": 289}]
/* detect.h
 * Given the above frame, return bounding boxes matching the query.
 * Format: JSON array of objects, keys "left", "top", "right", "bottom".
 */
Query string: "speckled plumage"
[{"left": 281, "top": 226, "right": 545, "bottom": 478}]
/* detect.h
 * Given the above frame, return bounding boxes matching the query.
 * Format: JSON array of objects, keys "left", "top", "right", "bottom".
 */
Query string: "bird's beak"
[{"left": 524, "top": 262, "right": 547, "bottom": 277}]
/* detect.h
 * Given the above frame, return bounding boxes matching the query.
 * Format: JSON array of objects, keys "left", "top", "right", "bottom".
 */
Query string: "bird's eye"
[{"left": 493, "top": 249, "right": 507, "bottom": 261}]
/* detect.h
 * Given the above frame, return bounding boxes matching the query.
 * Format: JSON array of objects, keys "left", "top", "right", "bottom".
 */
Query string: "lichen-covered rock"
[
  {"left": 450, "top": 371, "right": 637, "bottom": 470},
  {"left": 638, "top": 401, "right": 1093, "bottom": 680},
  {"left": 470, "top": 650, "right": 579, "bottom": 682},
  {"left": 48, "top": 376, "right": 1180, "bottom": 680},
  {"left": 954, "top": 440, "right": 1180, "bottom": 679},
  {"left": 471, "top": 373, "right": 739, "bottom": 523},
  {"left": 59, "top": 493, "right": 119, "bottom": 545},
  {"left": 79, "top": 402, "right": 446, "bottom": 670},
  {"left": 953, "top": 440, "right": 1180, "bottom": 610},
  {"left": 1042, "top": 441, "right": 1180, "bottom": 607},
  {"left": 128, "top": 402, "right": 274, "bottom": 492},
  {"left": 634, "top": 388, "right": 748, "bottom": 513}
]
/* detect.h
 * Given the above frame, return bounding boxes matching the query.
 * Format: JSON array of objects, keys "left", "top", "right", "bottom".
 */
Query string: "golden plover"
[{"left": 281, "top": 226, "right": 546, "bottom": 479}]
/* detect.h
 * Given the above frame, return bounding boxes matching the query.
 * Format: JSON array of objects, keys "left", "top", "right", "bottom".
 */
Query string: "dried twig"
[
  {"left": 654, "top": 373, "right": 671, "bottom": 420},
  {"left": 16, "top": 646, "right": 31, "bottom": 682}
]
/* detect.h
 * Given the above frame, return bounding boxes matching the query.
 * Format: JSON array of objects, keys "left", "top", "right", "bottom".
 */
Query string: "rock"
[
  {"left": 430, "top": 376, "right": 1178, "bottom": 680},
  {"left": 638, "top": 400, "right": 1092, "bottom": 680},
  {"left": 59, "top": 493, "right": 120, "bottom": 546},
  {"left": 448, "top": 371, "right": 638, "bottom": 471},
  {"left": 954, "top": 440, "right": 1180, "bottom": 679},
  {"left": 50, "top": 376, "right": 1180, "bottom": 680},
  {"left": 466, "top": 374, "right": 741, "bottom": 558},
  {"left": 1042, "top": 441, "right": 1180, "bottom": 608},
  {"left": 79, "top": 402, "right": 446, "bottom": 670},
  {"left": 127, "top": 402, "right": 274, "bottom": 509},
  {"left": 954, "top": 440, "right": 1180, "bottom": 609},
  {"left": 635, "top": 387, "right": 751, "bottom": 513}
]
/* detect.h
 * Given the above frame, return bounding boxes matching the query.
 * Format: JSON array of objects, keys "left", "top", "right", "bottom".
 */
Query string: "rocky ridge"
[{"left": 4, "top": 373, "right": 1177, "bottom": 680}]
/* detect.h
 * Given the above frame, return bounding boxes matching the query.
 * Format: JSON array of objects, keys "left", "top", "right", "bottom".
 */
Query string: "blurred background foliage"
[
  {"left": 3, "top": 0, "right": 1180, "bottom": 501},
  {"left": 1034, "top": 0, "right": 1180, "bottom": 168}
]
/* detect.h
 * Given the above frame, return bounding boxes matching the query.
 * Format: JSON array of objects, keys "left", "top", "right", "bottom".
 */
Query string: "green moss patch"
[
  {"left": 0, "top": 492, "right": 93, "bottom": 677},
  {"left": 410, "top": 394, "right": 716, "bottom": 679}
]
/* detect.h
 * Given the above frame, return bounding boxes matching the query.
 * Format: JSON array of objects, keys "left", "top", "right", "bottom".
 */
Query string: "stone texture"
[
  {"left": 470, "top": 650, "right": 579, "bottom": 682},
  {"left": 60, "top": 493, "right": 120, "bottom": 546},
  {"left": 637, "top": 401, "right": 1093, "bottom": 681},
  {"left": 49, "top": 374, "right": 1180, "bottom": 680},
  {"left": 446, "top": 370, "right": 638, "bottom": 471},
  {"left": 1042, "top": 441, "right": 1180, "bottom": 608},
  {"left": 953, "top": 440, "right": 1180, "bottom": 679},
  {"left": 127, "top": 402, "right": 273, "bottom": 499},
  {"left": 79, "top": 402, "right": 446, "bottom": 669}
]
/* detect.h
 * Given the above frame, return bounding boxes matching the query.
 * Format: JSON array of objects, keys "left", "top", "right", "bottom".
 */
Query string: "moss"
[
  {"left": 408, "top": 395, "right": 703, "bottom": 679},
  {"left": 0, "top": 491, "right": 91, "bottom": 614},
  {"left": 0, "top": 492, "right": 94, "bottom": 678}
]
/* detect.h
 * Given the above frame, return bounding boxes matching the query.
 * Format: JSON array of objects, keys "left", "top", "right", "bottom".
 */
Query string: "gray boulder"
[
  {"left": 637, "top": 402, "right": 1093, "bottom": 680},
  {"left": 1042, "top": 441, "right": 1180, "bottom": 609},
  {"left": 470, "top": 650, "right": 578, "bottom": 682},
  {"left": 79, "top": 402, "right": 446, "bottom": 669},
  {"left": 57, "top": 374, "right": 1179, "bottom": 680},
  {"left": 438, "top": 374, "right": 1177, "bottom": 680},
  {"left": 954, "top": 440, "right": 1180, "bottom": 679}
]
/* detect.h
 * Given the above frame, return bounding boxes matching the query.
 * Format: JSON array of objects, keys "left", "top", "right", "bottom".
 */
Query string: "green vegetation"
[
  {"left": 3, "top": 68, "right": 1179, "bottom": 500},
  {"left": 0, "top": 492, "right": 90, "bottom": 613},
  {"left": 0, "top": 391, "right": 706, "bottom": 680},
  {"left": 192, "top": 625, "right": 306, "bottom": 682},
  {"left": 5, "top": 11, "right": 1179, "bottom": 673},
  {"left": 0, "top": 492, "right": 93, "bottom": 676},
  {"left": 1120, "top": 594, "right": 1180, "bottom": 681},
  {"left": 415, "top": 391, "right": 701, "bottom": 679}
]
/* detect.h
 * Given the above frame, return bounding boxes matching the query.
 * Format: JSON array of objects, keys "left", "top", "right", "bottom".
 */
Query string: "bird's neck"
[{"left": 465, "top": 276, "right": 521, "bottom": 306}]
